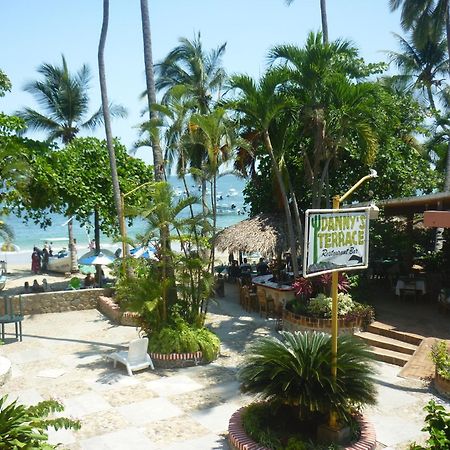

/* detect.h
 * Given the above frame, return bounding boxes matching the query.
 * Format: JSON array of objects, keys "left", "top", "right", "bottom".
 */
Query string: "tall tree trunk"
[
  {"left": 140, "top": 0, "right": 176, "bottom": 306},
  {"left": 286, "top": 175, "right": 304, "bottom": 258},
  {"left": 263, "top": 130, "right": 299, "bottom": 277},
  {"left": 320, "top": 0, "right": 329, "bottom": 44},
  {"left": 98, "top": 0, "right": 125, "bottom": 250},
  {"left": 68, "top": 218, "right": 77, "bottom": 272},
  {"left": 140, "top": 0, "right": 164, "bottom": 182}
]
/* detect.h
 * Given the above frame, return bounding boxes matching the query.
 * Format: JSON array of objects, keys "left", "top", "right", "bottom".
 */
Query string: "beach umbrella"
[
  {"left": 0, "top": 242, "right": 20, "bottom": 252},
  {"left": 130, "top": 245, "right": 157, "bottom": 260},
  {"left": 78, "top": 250, "right": 115, "bottom": 266},
  {"left": 79, "top": 264, "right": 96, "bottom": 274}
]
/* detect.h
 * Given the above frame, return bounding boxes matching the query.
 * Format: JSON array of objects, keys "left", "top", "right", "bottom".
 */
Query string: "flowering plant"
[{"left": 307, "top": 292, "right": 355, "bottom": 318}]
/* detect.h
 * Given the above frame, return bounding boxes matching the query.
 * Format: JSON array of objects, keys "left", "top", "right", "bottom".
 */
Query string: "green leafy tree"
[
  {"left": 5, "top": 137, "right": 153, "bottom": 239},
  {"left": 238, "top": 331, "right": 377, "bottom": 423}
]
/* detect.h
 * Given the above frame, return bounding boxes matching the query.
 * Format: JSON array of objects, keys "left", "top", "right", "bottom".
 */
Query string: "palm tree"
[
  {"left": 98, "top": 0, "right": 125, "bottom": 265},
  {"left": 285, "top": 0, "right": 329, "bottom": 44},
  {"left": 387, "top": 32, "right": 448, "bottom": 111},
  {"left": 229, "top": 70, "right": 300, "bottom": 276},
  {"left": 269, "top": 33, "right": 378, "bottom": 207},
  {"left": 18, "top": 56, "right": 126, "bottom": 144},
  {"left": 390, "top": 0, "right": 450, "bottom": 191},
  {"left": 140, "top": 0, "right": 165, "bottom": 182},
  {"left": 18, "top": 55, "right": 126, "bottom": 271},
  {"left": 238, "top": 331, "right": 377, "bottom": 422},
  {"left": 189, "top": 107, "right": 239, "bottom": 271},
  {"left": 154, "top": 33, "right": 227, "bottom": 214}
]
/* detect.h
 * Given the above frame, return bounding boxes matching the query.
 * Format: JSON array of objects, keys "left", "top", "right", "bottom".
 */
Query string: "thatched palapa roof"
[{"left": 214, "top": 214, "right": 289, "bottom": 257}]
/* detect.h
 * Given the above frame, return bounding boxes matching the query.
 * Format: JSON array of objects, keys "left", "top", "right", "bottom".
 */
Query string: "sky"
[{"left": 1, "top": 1, "right": 403, "bottom": 165}]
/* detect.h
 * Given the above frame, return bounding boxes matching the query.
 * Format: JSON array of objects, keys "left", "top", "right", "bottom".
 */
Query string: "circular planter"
[
  {"left": 0, "top": 356, "right": 12, "bottom": 387},
  {"left": 434, "top": 370, "right": 450, "bottom": 398},
  {"left": 282, "top": 309, "right": 362, "bottom": 335},
  {"left": 228, "top": 405, "right": 376, "bottom": 450},
  {"left": 149, "top": 351, "right": 206, "bottom": 369}
]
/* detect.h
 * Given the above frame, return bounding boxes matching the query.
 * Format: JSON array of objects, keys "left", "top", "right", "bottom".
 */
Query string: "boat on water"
[{"left": 41, "top": 238, "right": 73, "bottom": 274}]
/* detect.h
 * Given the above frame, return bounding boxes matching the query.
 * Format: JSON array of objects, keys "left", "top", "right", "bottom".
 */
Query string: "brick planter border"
[
  {"left": 97, "top": 296, "right": 140, "bottom": 327},
  {"left": 149, "top": 351, "right": 204, "bottom": 369},
  {"left": 283, "top": 309, "right": 362, "bottom": 335},
  {"left": 228, "top": 405, "right": 376, "bottom": 450},
  {"left": 434, "top": 371, "right": 450, "bottom": 398}
]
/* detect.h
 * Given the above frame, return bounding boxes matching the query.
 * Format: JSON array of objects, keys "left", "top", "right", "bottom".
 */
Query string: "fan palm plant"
[{"left": 238, "top": 331, "right": 377, "bottom": 423}]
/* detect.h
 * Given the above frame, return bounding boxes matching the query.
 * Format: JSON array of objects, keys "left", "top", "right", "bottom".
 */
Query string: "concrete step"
[
  {"left": 356, "top": 331, "right": 418, "bottom": 355},
  {"left": 367, "top": 321, "right": 423, "bottom": 346},
  {"left": 369, "top": 347, "right": 410, "bottom": 367}
]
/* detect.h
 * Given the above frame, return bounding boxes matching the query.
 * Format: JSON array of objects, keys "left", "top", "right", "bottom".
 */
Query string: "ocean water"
[{"left": 1, "top": 174, "right": 247, "bottom": 262}]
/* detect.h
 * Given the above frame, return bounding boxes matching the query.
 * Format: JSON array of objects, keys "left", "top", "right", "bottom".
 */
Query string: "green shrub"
[
  {"left": 430, "top": 341, "right": 450, "bottom": 380},
  {"left": 238, "top": 331, "right": 377, "bottom": 423},
  {"left": 148, "top": 318, "right": 220, "bottom": 362},
  {"left": 410, "top": 400, "right": 450, "bottom": 449},
  {"left": 241, "top": 403, "right": 339, "bottom": 450},
  {"left": 308, "top": 293, "right": 355, "bottom": 318},
  {"left": 0, "top": 395, "right": 80, "bottom": 449}
]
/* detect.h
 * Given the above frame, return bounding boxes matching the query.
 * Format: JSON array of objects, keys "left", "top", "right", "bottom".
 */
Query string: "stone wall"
[{"left": 0, "top": 288, "right": 112, "bottom": 315}]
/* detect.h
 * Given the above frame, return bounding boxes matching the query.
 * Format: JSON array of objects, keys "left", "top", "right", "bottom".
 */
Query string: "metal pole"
[
  {"left": 328, "top": 170, "right": 377, "bottom": 429},
  {"left": 329, "top": 194, "right": 340, "bottom": 429}
]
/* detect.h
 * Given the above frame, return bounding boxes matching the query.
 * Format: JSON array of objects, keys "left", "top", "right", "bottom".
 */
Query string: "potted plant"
[
  {"left": 229, "top": 331, "right": 377, "bottom": 449},
  {"left": 430, "top": 340, "right": 450, "bottom": 397},
  {"left": 284, "top": 273, "right": 374, "bottom": 334}
]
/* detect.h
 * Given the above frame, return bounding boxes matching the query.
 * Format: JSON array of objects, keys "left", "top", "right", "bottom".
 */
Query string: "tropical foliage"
[
  {"left": 238, "top": 331, "right": 377, "bottom": 424},
  {"left": 114, "top": 181, "right": 220, "bottom": 358},
  {"left": 0, "top": 395, "right": 80, "bottom": 449},
  {"left": 410, "top": 400, "right": 450, "bottom": 450}
]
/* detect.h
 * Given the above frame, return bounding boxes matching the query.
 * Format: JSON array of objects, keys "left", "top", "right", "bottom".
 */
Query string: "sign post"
[{"left": 303, "top": 171, "right": 377, "bottom": 430}]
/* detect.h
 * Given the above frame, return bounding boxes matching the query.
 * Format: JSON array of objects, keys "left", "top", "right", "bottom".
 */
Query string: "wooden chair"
[
  {"left": 241, "top": 285, "right": 257, "bottom": 312},
  {"left": 256, "top": 289, "right": 275, "bottom": 319}
]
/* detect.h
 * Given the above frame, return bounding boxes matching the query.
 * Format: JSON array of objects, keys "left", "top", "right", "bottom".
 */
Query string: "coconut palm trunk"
[
  {"left": 98, "top": 0, "right": 124, "bottom": 247},
  {"left": 263, "top": 130, "right": 299, "bottom": 277},
  {"left": 67, "top": 219, "right": 77, "bottom": 273},
  {"left": 140, "top": 0, "right": 165, "bottom": 182},
  {"left": 320, "top": 0, "right": 329, "bottom": 44}
]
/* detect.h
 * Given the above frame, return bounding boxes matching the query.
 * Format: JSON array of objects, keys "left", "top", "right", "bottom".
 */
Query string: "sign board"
[{"left": 303, "top": 207, "right": 370, "bottom": 277}]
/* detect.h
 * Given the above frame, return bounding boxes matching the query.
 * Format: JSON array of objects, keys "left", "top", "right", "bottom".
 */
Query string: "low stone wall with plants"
[
  {"left": 283, "top": 309, "right": 361, "bottom": 334},
  {"left": 1, "top": 288, "right": 111, "bottom": 315}
]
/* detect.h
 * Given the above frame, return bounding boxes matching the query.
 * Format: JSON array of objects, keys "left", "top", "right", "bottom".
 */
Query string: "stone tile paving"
[{"left": 0, "top": 283, "right": 449, "bottom": 449}]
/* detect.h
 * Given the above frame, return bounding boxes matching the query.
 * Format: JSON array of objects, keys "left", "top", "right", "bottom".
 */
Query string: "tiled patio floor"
[{"left": 0, "top": 282, "right": 449, "bottom": 449}]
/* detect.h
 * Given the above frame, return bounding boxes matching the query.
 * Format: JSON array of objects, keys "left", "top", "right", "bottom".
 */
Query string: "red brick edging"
[
  {"left": 228, "top": 406, "right": 376, "bottom": 450},
  {"left": 149, "top": 351, "right": 203, "bottom": 368}
]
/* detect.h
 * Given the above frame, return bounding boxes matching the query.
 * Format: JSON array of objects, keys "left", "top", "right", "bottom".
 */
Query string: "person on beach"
[
  {"left": 84, "top": 273, "right": 95, "bottom": 288},
  {"left": 31, "top": 247, "right": 41, "bottom": 274},
  {"left": 32, "top": 279, "right": 44, "bottom": 293},
  {"left": 42, "top": 244, "right": 50, "bottom": 273}
]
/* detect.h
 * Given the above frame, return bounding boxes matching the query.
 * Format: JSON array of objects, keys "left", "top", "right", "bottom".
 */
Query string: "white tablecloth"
[{"left": 395, "top": 279, "right": 426, "bottom": 296}]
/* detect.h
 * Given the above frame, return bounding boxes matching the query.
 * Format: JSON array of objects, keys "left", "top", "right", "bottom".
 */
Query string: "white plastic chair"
[{"left": 109, "top": 337, "right": 154, "bottom": 376}]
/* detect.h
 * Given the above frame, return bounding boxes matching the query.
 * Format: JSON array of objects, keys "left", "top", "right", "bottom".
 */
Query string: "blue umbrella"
[
  {"left": 78, "top": 250, "right": 116, "bottom": 266},
  {"left": 130, "top": 245, "right": 157, "bottom": 260}
]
